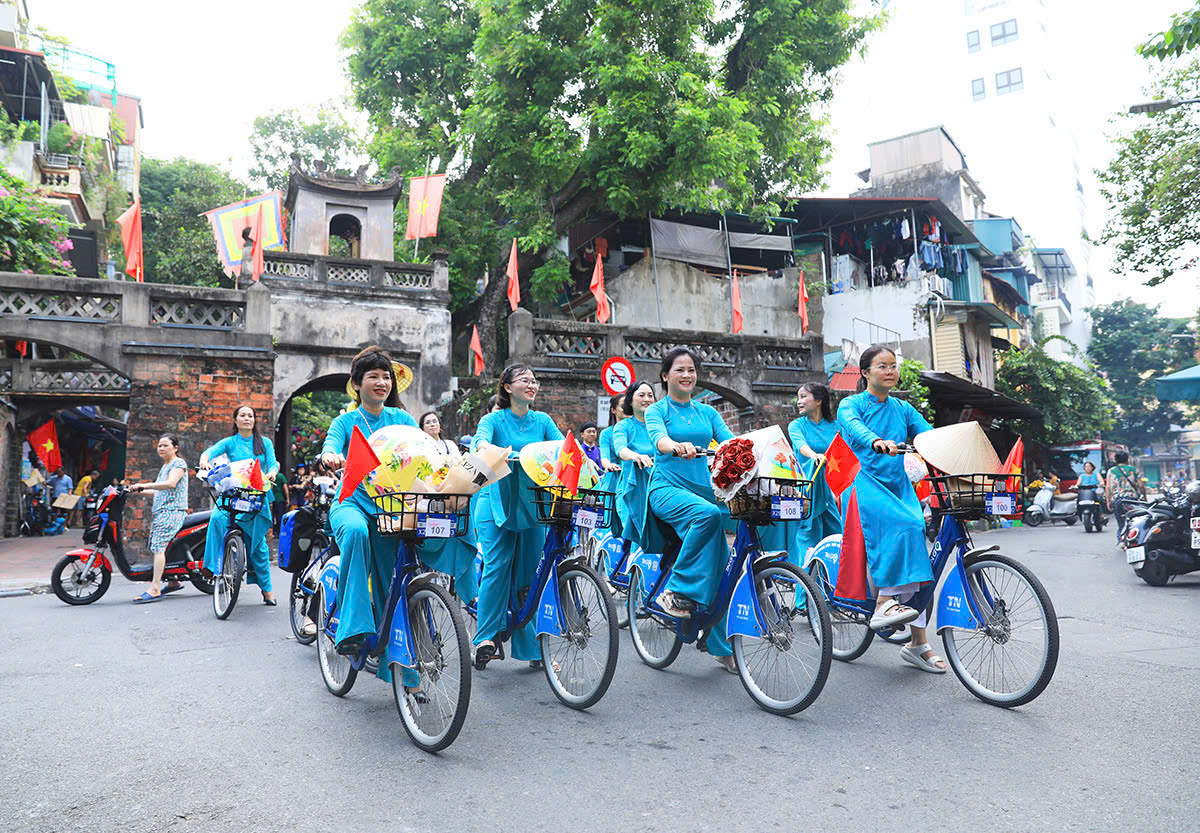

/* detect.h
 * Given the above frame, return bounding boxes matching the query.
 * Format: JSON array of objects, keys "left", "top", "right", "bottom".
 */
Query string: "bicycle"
[
  {"left": 583, "top": 530, "right": 634, "bottom": 629},
  {"left": 626, "top": 468, "right": 834, "bottom": 716},
  {"left": 315, "top": 489, "right": 472, "bottom": 752},
  {"left": 805, "top": 446, "right": 1059, "bottom": 708},
  {"left": 209, "top": 483, "right": 270, "bottom": 621},
  {"left": 284, "top": 474, "right": 339, "bottom": 645},
  {"left": 466, "top": 485, "right": 620, "bottom": 711}
]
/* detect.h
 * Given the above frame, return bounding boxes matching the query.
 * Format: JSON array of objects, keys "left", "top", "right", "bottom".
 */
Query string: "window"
[
  {"left": 991, "top": 18, "right": 1018, "bottom": 45},
  {"left": 971, "top": 77, "right": 986, "bottom": 101},
  {"left": 966, "top": 30, "right": 981, "bottom": 53},
  {"left": 995, "top": 67, "right": 1023, "bottom": 95}
]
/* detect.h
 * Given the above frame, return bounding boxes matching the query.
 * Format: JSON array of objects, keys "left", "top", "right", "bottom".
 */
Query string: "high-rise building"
[{"left": 824, "top": 0, "right": 1094, "bottom": 355}]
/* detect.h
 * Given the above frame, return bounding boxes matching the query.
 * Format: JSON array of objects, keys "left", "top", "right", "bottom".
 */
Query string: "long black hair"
[
  {"left": 232, "top": 404, "right": 266, "bottom": 457},
  {"left": 418, "top": 411, "right": 439, "bottom": 432},
  {"left": 349, "top": 345, "right": 402, "bottom": 409},
  {"left": 621, "top": 380, "right": 655, "bottom": 416},
  {"left": 659, "top": 346, "right": 701, "bottom": 392},
  {"left": 856, "top": 344, "right": 897, "bottom": 393},
  {"left": 496, "top": 363, "right": 533, "bottom": 410},
  {"left": 610, "top": 393, "right": 624, "bottom": 421},
  {"left": 798, "top": 382, "right": 833, "bottom": 422}
]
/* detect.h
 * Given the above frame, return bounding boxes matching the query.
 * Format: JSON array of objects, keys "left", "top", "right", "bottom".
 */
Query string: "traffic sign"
[{"left": 600, "top": 356, "right": 635, "bottom": 396}]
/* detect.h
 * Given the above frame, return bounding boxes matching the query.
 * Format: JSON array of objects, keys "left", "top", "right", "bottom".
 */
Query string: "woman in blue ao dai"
[
  {"left": 319, "top": 347, "right": 421, "bottom": 690},
  {"left": 786, "top": 383, "right": 842, "bottom": 562},
  {"left": 594, "top": 395, "right": 625, "bottom": 566},
  {"left": 644, "top": 347, "right": 737, "bottom": 674},
  {"left": 837, "top": 345, "right": 945, "bottom": 673},
  {"left": 471, "top": 364, "right": 563, "bottom": 670},
  {"left": 199, "top": 404, "right": 279, "bottom": 604},
  {"left": 613, "top": 382, "right": 657, "bottom": 548}
]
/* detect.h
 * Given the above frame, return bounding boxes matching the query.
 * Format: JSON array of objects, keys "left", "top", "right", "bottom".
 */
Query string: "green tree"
[
  {"left": 0, "top": 171, "right": 76, "bottom": 275},
  {"left": 342, "top": 0, "right": 881, "bottom": 367},
  {"left": 896, "top": 358, "right": 933, "bottom": 423},
  {"left": 1088, "top": 300, "right": 1192, "bottom": 448},
  {"left": 288, "top": 390, "right": 348, "bottom": 463},
  {"left": 995, "top": 338, "right": 1116, "bottom": 446},
  {"left": 1097, "top": 58, "right": 1200, "bottom": 287},
  {"left": 137, "top": 157, "right": 249, "bottom": 286},
  {"left": 1140, "top": 3, "right": 1200, "bottom": 58},
  {"left": 248, "top": 106, "right": 366, "bottom": 192}
]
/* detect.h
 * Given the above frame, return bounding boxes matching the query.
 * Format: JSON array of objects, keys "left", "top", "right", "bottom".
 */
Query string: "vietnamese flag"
[
  {"left": 833, "top": 488, "right": 871, "bottom": 602},
  {"left": 731, "top": 269, "right": 744, "bottom": 334},
  {"left": 247, "top": 459, "right": 265, "bottom": 491},
  {"left": 551, "top": 430, "right": 583, "bottom": 496},
  {"left": 28, "top": 420, "right": 62, "bottom": 471},
  {"left": 338, "top": 425, "right": 382, "bottom": 502},
  {"left": 116, "top": 196, "right": 144, "bottom": 281},
  {"left": 798, "top": 270, "right": 809, "bottom": 334},
  {"left": 469, "top": 324, "right": 485, "bottom": 377},
  {"left": 823, "top": 432, "right": 860, "bottom": 503},
  {"left": 404, "top": 173, "right": 447, "bottom": 240},
  {"left": 590, "top": 254, "right": 611, "bottom": 323},
  {"left": 506, "top": 238, "right": 521, "bottom": 311},
  {"left": 1002, "top": 437, "right": 1024, "bottom": 491},
  {"left": 249, "top": 204, "right": 266, "bottom": 283}
]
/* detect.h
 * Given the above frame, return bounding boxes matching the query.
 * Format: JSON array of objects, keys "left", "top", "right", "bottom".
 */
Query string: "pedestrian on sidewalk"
[
  {"left": 68, "top": 469, "right": 98, "bottom": 528},
  {"left": 129, "top": 435, "right": 189, "bottom": 603}
]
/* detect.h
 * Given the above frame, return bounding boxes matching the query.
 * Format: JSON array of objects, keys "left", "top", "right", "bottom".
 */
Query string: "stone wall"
[{"left": 1, "top": 398, "right": 17, "bottom": 537}]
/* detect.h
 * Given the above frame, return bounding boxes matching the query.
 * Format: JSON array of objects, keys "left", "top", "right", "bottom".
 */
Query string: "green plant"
[
  {"left": 896, "top": 358, "right": 934, "bottom": 423},
  {"left": 45, "top": 121, "right": 81, "bottom": 155},
  {"left": 0, "top": 170, "right": 76, "bottom": 275},
  {"left": 530, "top": 252, "right": 570, "bottom": 303},
  {"left": 995, "top": 337, "right": 1116, "bottom": 445}
]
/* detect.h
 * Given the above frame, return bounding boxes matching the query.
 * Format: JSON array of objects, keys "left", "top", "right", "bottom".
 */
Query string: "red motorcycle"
[{"left": 50, "top": 486, "right": 214, "bottom": 605}]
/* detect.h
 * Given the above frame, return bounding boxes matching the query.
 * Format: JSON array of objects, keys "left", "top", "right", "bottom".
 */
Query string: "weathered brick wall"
[
  {"left": 124, "top": 354, "right": 275, "bottom": 544},
  {"left": 1, "top": 400, "right": 17, "bottom": 537}
]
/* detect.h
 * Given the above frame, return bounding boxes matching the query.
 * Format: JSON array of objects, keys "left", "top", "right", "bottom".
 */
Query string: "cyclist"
[
  {"left": 471, "top": 363, "right": 563, "bottom": 670},
  {"left": 644, "top": 347, "right": 736, "bottom": 673},
  {"left": 198, "top": 405, "right": 280, "bottom": 605},
  {"left": 595, "top": 395, "right": 625, "bottom": 543},
  {"left": 837, "top": 345, "right": 942, "bottom": 673},
  {"left": 786, "top": 382, "right": 842, "bottom": 562},
  {"left": 613, "top": 381, "right": 657, "bottom": 547},
  {"left": 416, "top": 410, "right": 479, "bottom": 605}
]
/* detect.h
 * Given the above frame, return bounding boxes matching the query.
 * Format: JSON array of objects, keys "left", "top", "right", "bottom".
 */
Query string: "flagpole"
[{"left": 414, "top": 156, "right": 431, "bottom": 262}]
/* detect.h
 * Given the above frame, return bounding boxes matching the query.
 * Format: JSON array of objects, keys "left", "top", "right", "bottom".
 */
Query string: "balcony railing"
[{"left": 261, "top": 251, "right": 447, "bottom": 295}]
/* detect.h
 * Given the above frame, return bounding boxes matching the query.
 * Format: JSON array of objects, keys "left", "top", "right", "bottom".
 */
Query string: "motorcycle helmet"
[{"left": 1186, "top": 480, "right": 1200, "bottom": 505}]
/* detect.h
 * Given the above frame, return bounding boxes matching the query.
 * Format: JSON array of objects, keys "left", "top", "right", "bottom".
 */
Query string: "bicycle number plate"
[
  {"left": 418, "top": 514, "right": 454, "bottom": 538},
  {"left": 985, "top": 493, "right": 1016, "bottom": 515},
  {"left": 1125, "top": 545, "right": 1145, "bottom": 565},
  {"left": 1190, "top": 518, "right": 1200, "bottom": 531},
  {"left": 771, "top": 497, "right": 804, "bottom": 520},
  {"left": 1192, "top": 531, "right": 1200, "bottom": 550},
  {"left": 232, "top": 499, "right": 254, "bottom": 512},
  {"left": 572, "top": 507, "right": 601, "bottom": 529}
]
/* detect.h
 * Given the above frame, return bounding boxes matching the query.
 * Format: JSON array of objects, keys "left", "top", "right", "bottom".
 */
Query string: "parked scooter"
[
  {"left": 1076, "top": 486, "right": 1107, "bottom": 533},
  {"left": 1023, "top": 480, "right": 1078, "bottom": 527},
  {"left": 1123, "top": 481, "right": 1200, "bottom": 586},
  {"left": 49, "top": 486, "right": 214, "bottom": 605}
]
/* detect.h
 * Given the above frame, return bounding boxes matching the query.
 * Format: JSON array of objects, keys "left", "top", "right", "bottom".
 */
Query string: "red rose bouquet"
[{"left": 711, "top": 437, "right": 760, "bottom": 501}]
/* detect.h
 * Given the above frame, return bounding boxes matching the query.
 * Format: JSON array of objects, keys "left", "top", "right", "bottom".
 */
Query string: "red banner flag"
[
  {"left": 731, "top": 270, "right": 744, "bottom": 334},
  {"left": 116, "top": 196, "right": 144, "bottom": 281},
  {"left": 506, "top": 238, "right": 521, "bottom": 312},
  {"left": 550, "top": 431, "right": 583, "bottom": 496},
  {"left": 338, "top": 425, "right": 382, "bottom": 502},
  {"left": 798, "top": 270, "right": 809, "bottom": 334},
  {"left": 248, "top": 204, "right": 266, "bottom": 283},
  {"left": 833, "top": 488, "right": 871, "bottom": 602},
  {"left": 247, "top": 459, "right": 265, "bottom": 491},
  {"left": 824, "top": 432, "right": 860, "bottom": 501},
  {"left": 404, "top": 174, "right": 447, "bottom": 240},
  {"left": 590, "top": 254, "right": 610, "bottom": 323},
  {"left": 15, "top": 341, "right": 27, "bottom": 357},
  {"left": 469, "top": 325, "right": 485, "bottom": 377},
  {"left": 1002, "top": 437, "right": 1024, "bottom": 490},
  {"left": 28, "top": 420, "right": 62, "bottom": 471}
]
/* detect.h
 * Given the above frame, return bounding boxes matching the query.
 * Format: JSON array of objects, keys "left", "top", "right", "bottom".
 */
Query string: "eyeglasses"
[
  {"left": 871, "top": 364, "right": 899, "bottom": 372},
  {"left": 513, "top": 376, "right": 540, "bottom": 387}
]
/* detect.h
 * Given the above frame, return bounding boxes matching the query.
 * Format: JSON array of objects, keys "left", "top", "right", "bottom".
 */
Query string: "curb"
[{"left": 0, "top": 584, "right": 49, "bottom": 598}]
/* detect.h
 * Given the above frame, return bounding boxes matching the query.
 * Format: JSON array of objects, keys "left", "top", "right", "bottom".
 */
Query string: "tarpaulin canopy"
[
  {"left": 1156, "top": 364, "right": 1200, "bottom": 402},
  {"left": 649, "top": 218, "right": 792, "bottom": 269}
]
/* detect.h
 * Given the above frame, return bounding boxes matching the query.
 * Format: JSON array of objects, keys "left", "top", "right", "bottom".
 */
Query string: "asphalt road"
[{"left": 1, "top": 522, "right": 1197, "bottom": 833}]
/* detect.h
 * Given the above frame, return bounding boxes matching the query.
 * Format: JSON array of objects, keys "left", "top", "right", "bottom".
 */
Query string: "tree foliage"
[
  {"left": 342, "top": 0, "right": 881, "bottom": 367},
  {"left": 288, "top": 390, "right": 348, "bottom": 464},
  {"left": 896, "top": 358, "right": 933, "bottom": 423},
  {"left": 248, "top": 106, "right": 366, "bottom": 191},
  {"left": 995, "top": 338, "right": 1116, "bottom": 446},
  {"left": 1088, "top": 300, "right": 1193, "bottom": 448},
  {"left": 1140, "top": 3, "right": 1200, "bottom": 59},
  {"left": 0, "top": 171, "right": 76, "bottom": 275},
  {"left": 1097, "top": 58, "right": 1200, "bottom": 287}
]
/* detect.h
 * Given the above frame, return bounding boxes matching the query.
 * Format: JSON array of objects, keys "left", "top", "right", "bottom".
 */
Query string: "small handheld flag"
[
  {"left": 833, "top": 488, "right": 870, "bottom": 602},
  {"left": 338, "top": 426, "right": 382, "bottom": 502},
  {"left": 824, "top": 432, "right": 860, "bottom": 502},
  {"left": 550, "top": 431, "right": 583, "bottom": 496},
  {"left": 247, "top": 459, "right": 265, "bottom": 491}
]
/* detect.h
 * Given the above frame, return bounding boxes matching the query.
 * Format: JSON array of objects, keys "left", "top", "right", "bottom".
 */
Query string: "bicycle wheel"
[
  {"left": 540, "top": 564, "right": 618, "bottom": 710},
  {"left": 393, "top": 580, "right": 471, "bottom": 752},
  {"left": 805, "top": 561, "right": 873, "bottom": 661},
  {"left": 626, "top": 567, "right": 682, "bottom": 669},
  {"left": 213, "top": 534, "right": 244, "bottom": 620},
  {"left": 289, "top": 572, "right": 316, "bottom": 645},
  {"left": 316, "top": 582, "right": 358, "bottom": 697},
  {"left": 942, "top": 553, "right": 1059, "bottom": 708},
  {"left": 733, "top": 561, "right": 832, "bottom": 716}
]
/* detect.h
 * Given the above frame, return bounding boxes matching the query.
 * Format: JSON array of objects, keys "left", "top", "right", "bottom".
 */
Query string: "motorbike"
[
  {"left": 1076, "top": 486, "right": 1107, "bottom": 533},
  {"left": 20, "top": 485, "right": 49, "bottom": 536},
  {"left": 1023, "top": 482, "right": 1078, "bottom": 526},
  {"left": 49, "top": 486, "right": 215, "bottom": 605},
  {"left": 1123, "top": 481, "right": 1200, "bottom": 586}
]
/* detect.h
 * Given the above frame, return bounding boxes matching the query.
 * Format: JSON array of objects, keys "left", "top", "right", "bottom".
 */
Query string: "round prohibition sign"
[{"left": 600, "top": 356, "right": 636, "bottom": 396}]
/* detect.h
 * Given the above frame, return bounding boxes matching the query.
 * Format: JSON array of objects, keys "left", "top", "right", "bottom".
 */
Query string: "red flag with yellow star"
[
  {"left": 404, "top": 174, "right": 447, "bottom": 240},
  {"left": 823, "top": 432, "right": 860, "bottom": 503},
  {"left": 550, "top": 431, "right": 583, "bottom": 496},
  {"left": 28, "top": 419, "right": 62, "bottom": 471}
]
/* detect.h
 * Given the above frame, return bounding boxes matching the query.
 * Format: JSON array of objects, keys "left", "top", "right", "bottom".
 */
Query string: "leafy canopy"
[
  {"left": 0, "top": 170, "right": 76, "bottom": 276},
  {"left": 995, "top": 338, "right": 1116, "bottom": 446},
  {"left": 248, "top": 105, "right": 366, "bottom": 191},
  {"left": 1140, "top": 3, "right": 1200, "bottom": 59}
]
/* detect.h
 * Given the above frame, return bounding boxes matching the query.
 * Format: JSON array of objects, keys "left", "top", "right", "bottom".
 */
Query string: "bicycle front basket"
[{"left": 369, "top": 490, "right": 471, "bottom": 538}]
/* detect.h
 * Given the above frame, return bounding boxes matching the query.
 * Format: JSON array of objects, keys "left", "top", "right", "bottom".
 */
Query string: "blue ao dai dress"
[
  {"left": 612, "top": 416, "right": 655, "bottom": 546},
  {"left": 787, "top": 416, "right": 842, "bottom": 563},
  {"left": 202, "top": 433, "right": 277, "bottom": 592}
]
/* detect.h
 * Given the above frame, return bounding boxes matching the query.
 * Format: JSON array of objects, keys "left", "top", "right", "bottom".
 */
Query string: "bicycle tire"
[
  {"left": 290, "top": 572, "right": 316, "bottom": 645},
  {"left": 942, "top": 553, "right": 1058, "bottom": 708},
  {"left": 540, "top": 564, "right": 619, "bottom": 710},
  {"left": 733, "top": 561, "right": 832, "bottom": 716},
  {"left": 50, "top": 554, "right": 110, "bottom": 605},
  {"left": 626, "top": 567, "right": 682, "bottom": 669},
  {"left": 806, "top": 561, "right": 873, "bottom": 661},
  {"left": 213, "top": 534, "right": 244, "bottom": 620},
  {"left": 393, "top": 580, "right": 471, "bottom": 752},
  {"left": 316, "top": 582, "right": 358, "bottom": 697}
]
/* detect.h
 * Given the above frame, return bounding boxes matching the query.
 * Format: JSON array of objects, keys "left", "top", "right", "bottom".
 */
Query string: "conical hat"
[{"left": 913, "top": 422, "right": 1002, "bottom": 475}]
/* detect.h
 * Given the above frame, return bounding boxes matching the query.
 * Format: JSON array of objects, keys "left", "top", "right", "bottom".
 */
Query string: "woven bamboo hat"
[{"left": 913, "top": 422, "right": 1002, "bottom": 475}]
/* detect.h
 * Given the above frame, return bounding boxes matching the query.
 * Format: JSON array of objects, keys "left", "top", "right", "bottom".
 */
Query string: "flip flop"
[
  {"left": 161, "top": 584, "right": 184, "bottom": 595},
  {"left": 132, "top": 591, "right": 162, "bottom": 604}
]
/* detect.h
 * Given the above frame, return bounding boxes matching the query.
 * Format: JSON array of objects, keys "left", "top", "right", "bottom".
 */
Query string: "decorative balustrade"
[
  {"left": 534, "top": 329, "right": 608, "bottom": 357},
  {"left": 0, "top": 286, "right": 121, "bottom": 321},
  {"left": 262, "top": 251, "right": 446, "bottom": 294},
  {"left": 150, "top": 295, "right": 245, "bottom": 330},
  {"left": 0, "top": 361, "right": 130, "bottom": 395}
]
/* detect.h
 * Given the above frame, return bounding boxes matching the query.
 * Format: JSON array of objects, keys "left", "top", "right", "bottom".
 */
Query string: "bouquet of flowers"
[{"left": 711, "top": 437, "right": 759, "bottom": 501}]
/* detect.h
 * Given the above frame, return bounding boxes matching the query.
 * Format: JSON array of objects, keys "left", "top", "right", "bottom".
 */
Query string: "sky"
[{"left": 31, "top": 0, "right": 1200, "bottom": 316}]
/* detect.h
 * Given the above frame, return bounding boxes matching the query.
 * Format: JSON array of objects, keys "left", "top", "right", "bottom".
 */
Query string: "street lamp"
[{"left": 1129, "top": 96, "right": 1200, "bottom": 114}]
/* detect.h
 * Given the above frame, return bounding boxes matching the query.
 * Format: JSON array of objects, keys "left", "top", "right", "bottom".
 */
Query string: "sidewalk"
[{"left": 0, "top": 531, "right": 89, "bottom": 594}]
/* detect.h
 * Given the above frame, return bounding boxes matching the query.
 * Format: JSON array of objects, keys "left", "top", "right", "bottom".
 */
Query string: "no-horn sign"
[{"left": 600, "top": 356, "right": 636, "bottom": 396}]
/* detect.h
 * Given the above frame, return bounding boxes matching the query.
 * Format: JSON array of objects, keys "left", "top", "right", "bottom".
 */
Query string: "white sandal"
[
  {"left": 900, "top": 642, "right": 947, "bottom": 674},
  {"left": 869, "top": 598, "right": 920, "bottom": 629}
]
